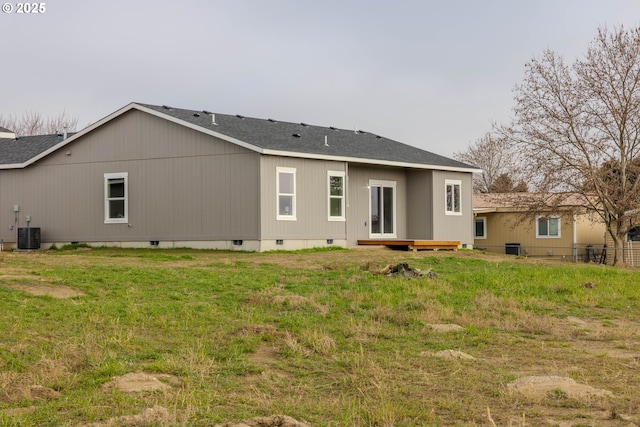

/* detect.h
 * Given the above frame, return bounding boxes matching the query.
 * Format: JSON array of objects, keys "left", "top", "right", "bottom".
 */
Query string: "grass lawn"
[{"left": 0, "top": 247, "right": 639, "bottom": 426}]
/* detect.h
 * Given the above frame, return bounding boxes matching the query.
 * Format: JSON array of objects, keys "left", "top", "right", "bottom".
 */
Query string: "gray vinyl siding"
[
  {"left": 345, "top": 165, "right": 407, "bottom": 245},
  {"left": 0, "top": 110, "right": 260, "bottom": 244},
  {"left": 431, "top": 170, "right": 474, "bottom": 245},
  {"left": 259, "top": 156, "right": 347, "bottom": 240},
  {"left": 406, "top": 169, "right": 434, "bottom": 239}
]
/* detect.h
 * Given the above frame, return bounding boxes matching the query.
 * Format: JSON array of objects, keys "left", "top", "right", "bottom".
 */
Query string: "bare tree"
[
  {"left": 0, "top": 111, "right": 79, "bottom": 137},
  {"left": 454, "top": 132, "right": 527, "bottom": 193},
  {"left": 503, "top": 26, "right": 640, "bottom": 264}
]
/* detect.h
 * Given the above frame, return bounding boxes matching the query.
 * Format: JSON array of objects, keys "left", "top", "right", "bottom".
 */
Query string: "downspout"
[
  {"left": 572, "top": 214, "right": 577, "bottom": 262},
  {"left": 345, "top": 161, "right": 349, "bottom": 246}
]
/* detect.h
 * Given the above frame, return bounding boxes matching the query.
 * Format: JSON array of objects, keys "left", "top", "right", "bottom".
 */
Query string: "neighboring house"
[
  {"left": 473, "top": 193, "right": 606, "bottom": 261},
  {"left": 0, "top": 126, "right": 15, "bottom": 139},
  {"left": 0, "top": 102, "right": 480, "bottom": 251},
  {"left": 605, "top": 224, "right": 640, "bottom": 266}
]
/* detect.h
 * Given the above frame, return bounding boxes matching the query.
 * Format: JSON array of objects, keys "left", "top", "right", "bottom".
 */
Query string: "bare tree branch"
[
  {"left": 0, "top": 111, "right": 79, "bottom": 137},
  {"left": 454, "top": 132, "right": 527, "bottom": 193},
  {"left": 502, "top": 25, "right": 640, "bottom": 264}
]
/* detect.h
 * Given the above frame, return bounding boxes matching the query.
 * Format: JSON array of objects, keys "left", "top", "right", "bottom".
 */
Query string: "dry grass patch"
[{"left": 83, "top": 405, "right": 175, "bottom": 427}]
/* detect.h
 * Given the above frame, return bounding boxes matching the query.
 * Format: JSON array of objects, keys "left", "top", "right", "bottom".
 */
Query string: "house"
[
  {"left": 605, "top": 223, "right": 640, "bottom": 266},
  {"left": 0, "top": 102, "right": 480, "bottom": 251},
  {"left": 0, "top": 126, "right": 16, "bottom": 139},
  {"left": 473, "top": 193, "right": 606, "bottom": 261}
]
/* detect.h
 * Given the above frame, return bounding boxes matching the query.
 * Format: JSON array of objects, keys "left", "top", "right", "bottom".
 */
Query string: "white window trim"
[
  {"left": 327, "top": 170, "right": 346, "bottom": 221},
  {"left": 536, "top": 215, "right": 561, "bottom": 238},
  {"left": 474, "top": 217, "right": 487, "bottom": 239},
  {"left": 277, "top": 167, "right": 296, "bottom": 221},
  {"left": 369, "top": 179, "right": 397, "bottom": 238},
  {"left": 104, "top": 172, "right": 128, "bottom": 224},
  {"left": 445, "top": 179, "right": 462, "bottom": 216}
]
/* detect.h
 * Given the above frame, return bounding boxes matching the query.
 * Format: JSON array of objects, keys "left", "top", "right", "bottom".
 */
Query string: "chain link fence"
[{"left": 475, "top": 243, "right": 617, "bottom": 264}]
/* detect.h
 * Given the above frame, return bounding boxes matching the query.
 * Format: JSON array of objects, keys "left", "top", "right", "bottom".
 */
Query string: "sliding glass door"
[{"left": 369, "top": 180, "right": 396, "bottom": 238}]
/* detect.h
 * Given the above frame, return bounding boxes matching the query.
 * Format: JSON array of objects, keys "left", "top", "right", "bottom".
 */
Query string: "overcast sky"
[{"left": 2, "top": 1, "right": 640, "bottom": 158}]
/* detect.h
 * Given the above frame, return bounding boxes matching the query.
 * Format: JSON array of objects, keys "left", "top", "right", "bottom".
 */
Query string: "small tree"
[
  {"left": 488, "top": 173, "right": 528, "bottom": 193},
  {"left": 0, "top": 111, "right": 78, "bottom": 137},
  {"left": 503, "top": 26, "right": 640, "bottom": 264},
  {"left": 454, "top": 132, "right": 527, "bottom": 193}
]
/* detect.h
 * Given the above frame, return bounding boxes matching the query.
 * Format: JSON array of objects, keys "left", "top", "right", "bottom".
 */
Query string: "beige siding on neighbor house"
[
  {"left": 575, "top": 213, "right": 605, "bottom": 245},
  {"left": 259, "top": 156, "right": 348, "bottom": 241},
  {"left": 0, "top": 109, "right": 261, "bottom": 244},
  {"left": 604, "top": 225, "right": 640, "bottom": 266},
  {"left": 475, "top": 212, "right": 604, "bottom": 259}
]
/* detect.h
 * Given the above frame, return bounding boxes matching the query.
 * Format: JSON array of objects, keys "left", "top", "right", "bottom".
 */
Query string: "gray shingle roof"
[
  {"left": 0, "top": 126, "right": 13, "bottom": 133},
  {"left": 0, "top": 134, "right": 68, "bottom": 165},
  {"left": 139, "top": 104, "right": 476, "bottom": 170},
  {"left": 0, "top": 102, "right": 478, "bottom": 171}
]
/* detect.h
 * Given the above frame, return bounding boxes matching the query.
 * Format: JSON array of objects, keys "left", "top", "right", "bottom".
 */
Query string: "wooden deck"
[{"left": 357, "top": 239, "right": 460, "bottom": 251}]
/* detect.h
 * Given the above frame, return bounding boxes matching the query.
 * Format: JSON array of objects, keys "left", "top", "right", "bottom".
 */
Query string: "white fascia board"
[{"left": 261, "top": 149, "right": 483, "bottom": 173}]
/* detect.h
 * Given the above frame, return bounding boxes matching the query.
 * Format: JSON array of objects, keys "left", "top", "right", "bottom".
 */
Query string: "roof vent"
[
  {"left": 211, "top": 113, "right": 217, "bottom": 125},
  {"left": 202, "top": 110, "right": 212, "bottom": 114},
  {"left": 300, "top": 122, "right": 308, "bottom": 127},
  {"left": 292, "top": 133, "right": 301, "bottom": 138},
  {"left": 236, "top": 114, "right": 245, "bottom": 119},
  {"left": 358, "top": 130, "right": 366, "bottom": 134},
  {"left": 268, "top": 118, "right": 277, "bottom": 123},
  {"left": 162, "top": 105, "right": 171, "bottom": 110},
  {"left": 329, "top": 126, "right": 338, "bottom": 131},
  {"left": 193, "top": 113, "right": 200, "bottom": 117}
]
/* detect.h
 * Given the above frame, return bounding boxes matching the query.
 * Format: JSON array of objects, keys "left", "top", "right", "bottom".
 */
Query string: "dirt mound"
[
  {"left": 102, "top": 372, "right": 177, "bottom": 393},
  {"left": 84, "top": 405, "right": 172, "bottom": 427},
  {"left": 507, "top": 376, "right": 613, "bottom": 401},
  {"left": 434, "top": 350, "right": 475, "bottom": 360},
  {"left": 427, "top": 323, "right": 464, "bottom": 332},
  {"left": 3, "top": 282, "right": 84, "bottom": 298},
  {"left": 215, "top": 415, "right": 312, "bottom": 427}
]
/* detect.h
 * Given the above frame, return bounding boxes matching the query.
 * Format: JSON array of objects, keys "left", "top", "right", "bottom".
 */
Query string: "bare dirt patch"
[
  {"left": 215, "top": 415, "right": 312, "bottom": 427},
  {"left": 101, "top": 372, "right": 179, "bottom": 393},
  {"left": 507, "top": 375, "right": 613, "bottom": 401},
  {"left": 0, "top": 383, "right": 60, "bottom": 403},
  {"left": 426, "top": 323, "right": 465, "bottom": 332},
  {"left": 83, "top": 405, "right": 174, "bottom": 427},
  {"left": 3, "top": 282, "right": 85, "bottom": 298},
  {"left": 428, "top": 349, "right": 476, "bottom": 360},
  {"left": 249, "top": 345, "right": 280, "bottom": 365}
]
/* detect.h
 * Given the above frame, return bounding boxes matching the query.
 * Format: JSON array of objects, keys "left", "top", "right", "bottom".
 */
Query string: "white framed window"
[
  {"left": 536, "top": 216, "right": 561, "bottom": 238},
  {"left": 445, "top": 179, "right": 462, "bottom": 215},
  {"left": 474, "top": 217, "right": 486, "bottom": 239},
  {"left": 277, "top": 167, "right": 296, "bottom": 220},
  {"left": 104, "top": 172, "right": 128, "bottom": 224},
  {"left": 328, "top": 171, "right": 345, "bottom": 221}
]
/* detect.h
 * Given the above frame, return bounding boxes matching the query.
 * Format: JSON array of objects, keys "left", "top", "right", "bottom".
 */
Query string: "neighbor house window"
[
  {"left": 328, "top": 171, "right": 345, "bottom": 221},
  {"left": 104, "top": 172, "right": 128, "bottom": 223},
  {"left": 445, "top": 179, "right": 462, "bottom": 215},
  {"left": 627, "top": 226, "right": 640, "bottom": 242},
  {"left": 536, "top": 216, "right": 560, "bottom": 238},
  {"left": 277, "top": 167, "right": 296, "bottom": 220},
  {"left": 474, "top": 217, "right": 486, "bottom": 239}
]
